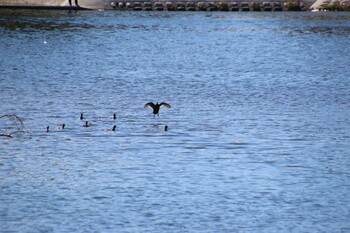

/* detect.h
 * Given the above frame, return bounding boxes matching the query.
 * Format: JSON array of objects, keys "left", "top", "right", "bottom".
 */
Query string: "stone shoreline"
[
  {"left": 0, "top": 0, "right": 314, "bottom": 11},
  {"left": 109, "top": 1, "right": 289, "bottom": 11}
]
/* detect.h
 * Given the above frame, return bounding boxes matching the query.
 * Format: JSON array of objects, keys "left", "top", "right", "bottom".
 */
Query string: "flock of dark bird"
[{"left": 46, "top": 102, "right": 171, "bottom": 133}]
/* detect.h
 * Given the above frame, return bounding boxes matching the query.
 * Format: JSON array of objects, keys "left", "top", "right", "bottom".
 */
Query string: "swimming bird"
[
  {"left": 46, "top": 126, "right": 50, "bottom": 133},
  {"left": 80, "top": 113, "right": 84, "bottom": 120},
  {"left": 144, "top": 102, "right": 171, "bottom": 116},
  {"left": 106, "top": 125, "right": 116, "bottom": 131},
  {"left": 113, "top": 113, "right": 117, "bottom": 120},
  {"left": 83, "top": 121, "right": 90, "bottom": 127},
  {"left": 164, "top": 125, "right": 168, "bottom": 131}
]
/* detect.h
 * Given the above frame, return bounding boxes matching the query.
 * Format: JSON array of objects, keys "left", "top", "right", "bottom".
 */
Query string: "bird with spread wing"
[{"left": 144, "top": 102, "right": 171, "bottom": 117}]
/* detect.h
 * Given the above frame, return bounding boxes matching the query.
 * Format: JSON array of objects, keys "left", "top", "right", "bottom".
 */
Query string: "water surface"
[{"left": 1, "top": 10, "right": 350, "bottom": 232}]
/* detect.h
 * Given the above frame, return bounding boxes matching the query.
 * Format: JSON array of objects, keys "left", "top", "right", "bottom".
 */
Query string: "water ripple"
[{"left": 1, "top": 10, "right": 350, "bottom": 233}]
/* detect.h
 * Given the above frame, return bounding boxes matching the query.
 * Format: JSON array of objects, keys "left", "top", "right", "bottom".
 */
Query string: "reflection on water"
[
  {"left": 1, "top": 9, "right": 350, "bottom": 232},
  {"left": 290, "top": 26, "right": 350, "bottom": 35},
  {"left": 0, "top": 20, "right": 95, "bottom": 31},
  {"left": 0, "top": 10, "right": 94, "bottom": 31}
]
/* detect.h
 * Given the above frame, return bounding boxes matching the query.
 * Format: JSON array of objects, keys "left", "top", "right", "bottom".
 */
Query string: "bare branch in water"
[{"left": 0, "top": 114, "right": 29, "bottom": 138}]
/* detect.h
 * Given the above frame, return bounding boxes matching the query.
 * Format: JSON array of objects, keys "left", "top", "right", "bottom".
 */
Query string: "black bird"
[
  {"left": 107, "top": 125, "right": 116, "bottom": 131},
  {"left": 46, "top": 126, "right": 50, "bottom": 133},
  {"left": 83, "top": 121, "right": 89, "bottom": 127},
  {"left": 113, "top": 113, "right": 117, "bottom": 120},
  {"left": 144, "top": 102, "right": 171, "bottom": 116},
  {"left": 164, "top": 125, "right": 168, "bottom": 131},
  {"left": 80, "top": 113, "right": 84, "bottom": 120}
]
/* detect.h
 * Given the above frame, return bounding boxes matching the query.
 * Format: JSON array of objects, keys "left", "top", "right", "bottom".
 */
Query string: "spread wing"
[
  {"left": 144, "top": 102, "right": 155, "bottom": 109},
  {"left": 160, "top": 102, "right": 171, "bottom": 108}
]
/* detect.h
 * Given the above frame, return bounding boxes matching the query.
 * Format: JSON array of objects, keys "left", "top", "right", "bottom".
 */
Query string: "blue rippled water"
[{"left": 1, "top": 10, "right": 350, "bottom": 232}]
